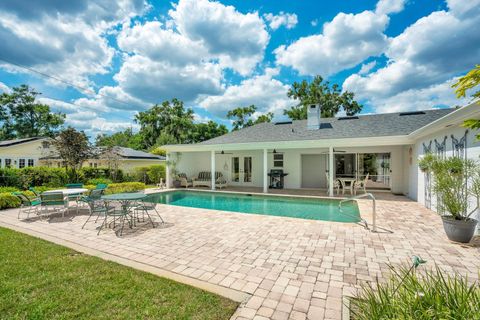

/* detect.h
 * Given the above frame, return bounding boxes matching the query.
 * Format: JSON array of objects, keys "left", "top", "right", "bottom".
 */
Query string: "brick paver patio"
[{"left": 1, "top": 190, "right": 479, "bottom": 320}]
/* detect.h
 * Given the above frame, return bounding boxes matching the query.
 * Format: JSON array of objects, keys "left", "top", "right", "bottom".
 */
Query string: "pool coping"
[{"left": 0, "top": 220, "right": 252, "bottom": 305}]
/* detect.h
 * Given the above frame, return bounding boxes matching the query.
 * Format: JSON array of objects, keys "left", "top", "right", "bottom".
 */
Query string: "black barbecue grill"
[{"left": 268, "top": 169, "right": 288, "bottom": 189}]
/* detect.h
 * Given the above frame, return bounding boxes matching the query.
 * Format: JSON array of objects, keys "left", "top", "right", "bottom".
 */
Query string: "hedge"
[
  {"left": 104, "top": 182, "right": 146, "bottom": 194},
  {"left": 0, "top": 193, "right": 21, "bottom": 210}
]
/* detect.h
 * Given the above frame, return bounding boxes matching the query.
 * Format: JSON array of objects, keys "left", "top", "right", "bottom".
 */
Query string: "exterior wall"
[
  {"left": 173, "top": 145, "right": 406, "bottom": 193},
  {"left": 412, "top": 125, "right": 480, "bottom": 233},
  {"left": 0, "top": 139, "right": 48, "bottom": 168}
]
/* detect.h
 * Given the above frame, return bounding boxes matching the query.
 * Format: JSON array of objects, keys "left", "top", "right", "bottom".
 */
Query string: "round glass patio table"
[
  {"left": 101, "top": 192, "right": 147, "bottom": 213},
  {"left": 102, "top": 193, "right": 147, "bottom": 227}
]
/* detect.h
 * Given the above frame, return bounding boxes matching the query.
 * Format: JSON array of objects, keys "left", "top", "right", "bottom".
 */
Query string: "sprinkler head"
[{"left": 412, "top": 255, "right": 427, "bottom": 268}]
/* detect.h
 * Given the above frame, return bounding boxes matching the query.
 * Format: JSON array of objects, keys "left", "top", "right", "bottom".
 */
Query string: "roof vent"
[
  {"left": 399, "top": 111, "right": 425, "bottom": 116},
  {"left": 338, "top": 116, "right": 359, "bottom": 120},
  {"left": 307, "top": 104, "right": 321, "bottom": 130},
  {"left": 275, "top": 121, "right": 293, "bottom": 125}
]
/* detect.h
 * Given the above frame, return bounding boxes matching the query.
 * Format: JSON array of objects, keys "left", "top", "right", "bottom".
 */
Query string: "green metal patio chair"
[
  {"left": 40, "top": 192, "right": 67, "bottom": 217},
  {"left": 95, "top": 183, "right": 108, "bottom": 190},
  {"left": 97, "top": 205, "right": 131, "bottom": 236},
  {"left": 134, "top": 194, "right": 164, "bottom": 227},
  {"left": 13, "top": 192, "right": 41, "bottom": 219},
  {"left": 66, "top": 183, "right": 84, "bottom": 202},
  {"left": 28, "top": 187, "right": 41, "bottom": 198},
  {"left": 77, "top": 188, "right": 104, "bottom": 215}
]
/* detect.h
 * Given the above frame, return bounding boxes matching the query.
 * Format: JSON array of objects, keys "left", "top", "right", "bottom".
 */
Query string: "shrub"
[
  {"left": 134, "top": 167, "right": 150, "bottom": 184},
  {"left": 81, "top": 167, "right": 125, "bottom": 183},
  {"left": 0, "top": 168, "right": 22, "bottom": 188},
  {"left": 0, "top": 186, "right": 20, "bottom": 193},
  {"left": 134, "top": 165, "right": 166, "bottom": 184},
  {"left": 17, "top": 167, "right": 68, "bottom": 189},
  {"left": 350, "top": 264, "right": 480, "bottom": 319},
  {"left": 147, "top": 165, "right": 166, "bottom": 184},
  {"left": 86, "top": 178, "right": 113, "bottom": 185},
  {"left": 104, "top": 182, "right": 146, "bottom": 195},
  {"left": 0, "top": 193, "right": 21, "bottom": 210}
]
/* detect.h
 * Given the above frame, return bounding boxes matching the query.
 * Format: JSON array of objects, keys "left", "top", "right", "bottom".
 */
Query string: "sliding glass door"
[
  {"left": 333, "top": 152, "right": 391, "bottom": 190},
  {"left": 357, "top": 153, "right": 391, "bottom": 189}
]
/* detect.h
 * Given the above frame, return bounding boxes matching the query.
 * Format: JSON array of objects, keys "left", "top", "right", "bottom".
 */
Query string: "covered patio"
[{"left": 165, "top": 141, "right": 408, "bottom": 197}]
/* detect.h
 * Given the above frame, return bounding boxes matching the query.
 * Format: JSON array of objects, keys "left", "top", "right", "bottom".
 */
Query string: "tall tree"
[
  {"left": 95, "top": 128, "right": 143, "bottom": 150},
  {"left": 135, "top": 98, "right": 194, "bottom": 149},
  {"left": 190, "top": 120, "right": 228, "bottom": 142},
  {"left": 51, "top": 127, "right": 92, "bottom": 181},
  {"left": 227, "top": 105, "right": 273, "bottom": 131},
  {"left": 283, "top": 75, "right": 362, "bottom": 120},
  {"left": 453, "top": 65, "right": 480, "bottom": 139},
  {"left": 0, "top": 85, "right": 65, "bottom": 139}
]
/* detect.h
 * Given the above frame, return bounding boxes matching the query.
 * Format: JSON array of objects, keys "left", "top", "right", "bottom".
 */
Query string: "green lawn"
[{"left": 0, "top": 227, "right": 238, "bottom": 319}]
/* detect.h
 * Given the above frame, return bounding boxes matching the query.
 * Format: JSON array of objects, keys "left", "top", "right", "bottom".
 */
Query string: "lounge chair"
[
  {"left": 192, "top": 171, "right": 225, "bottom": 188},
  {"left": 178, "top": 173, "right": 192, "bottom": 188},
  {"left": 13, "top": 192, "right": 41, "bottom": 219}
]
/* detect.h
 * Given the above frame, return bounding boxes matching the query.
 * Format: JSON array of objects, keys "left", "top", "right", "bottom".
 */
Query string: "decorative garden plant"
[{"left": 418, "top": 155, "right": 479, "bottom": 243}]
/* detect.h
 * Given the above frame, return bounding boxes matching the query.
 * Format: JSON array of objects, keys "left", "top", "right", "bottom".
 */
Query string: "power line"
[{"left": 0, "top": 57, "right": 144, "bottom": 110}]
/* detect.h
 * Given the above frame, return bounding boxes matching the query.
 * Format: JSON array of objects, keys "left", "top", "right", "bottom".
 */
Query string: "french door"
[{"left": 231, "top": 156, "right": 253, "bottom": 185}]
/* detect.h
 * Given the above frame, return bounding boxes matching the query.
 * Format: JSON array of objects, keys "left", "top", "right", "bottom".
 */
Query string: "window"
[
  {"left": 273, "top": 153, "right": 284, "bottom": 168},
  {"left": 28, "top": 159, "right": 34, "bottom": 167},
  {"left": 5, "top": 159, "right": 11, "bottom": 168},
  {"left": 93, "top": 163, "right": 98, "bottom": 168},
  {"left": 19, "top": 159, "right": 25, "bottom": 168},
  {"left": 42, "top": 141, "right": 50, "bottom": 148}
]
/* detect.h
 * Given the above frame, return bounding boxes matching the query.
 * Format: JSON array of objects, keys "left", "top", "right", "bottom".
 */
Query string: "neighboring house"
[
  {"left": 164, "top": 102, "right": 480, "bottom": 213},
  {"left": 0, "top": 138, "right": 165, "bottom": 172},
  {"left": 0, "top": 137, "right": 48, "bottom": 169}
]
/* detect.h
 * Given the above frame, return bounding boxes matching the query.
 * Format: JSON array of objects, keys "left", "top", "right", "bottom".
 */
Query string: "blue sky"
[{"left": 0, "top": 0, "right": 478, "bottom": 138}]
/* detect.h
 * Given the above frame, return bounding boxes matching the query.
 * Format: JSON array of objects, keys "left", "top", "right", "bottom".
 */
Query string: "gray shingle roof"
[
  {"left": 0, "top": 137, "right": 43, "bottom": 147},
  {"left": 199, "top": 108, "right": 455, "bottom": 145},
  {"left": 111, "top": 147, "right": 165, "bottom": 160}
]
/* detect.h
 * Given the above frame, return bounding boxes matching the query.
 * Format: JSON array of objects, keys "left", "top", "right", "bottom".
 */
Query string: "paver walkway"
[{"left": 1, "top": 192, "right": 479, "bottom": 320}]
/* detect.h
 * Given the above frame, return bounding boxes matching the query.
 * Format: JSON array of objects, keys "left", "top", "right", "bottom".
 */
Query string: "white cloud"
[
  {"left": 0, "top": 1, "right": 147, "bottom": 88},
  {"left": 199, "top": 68, "right": 293, "bottom": 118},
  {"left": 115, "top": 55, "right": 224, "bottom": 104},
  {"left": 311, "top": 19, "right": 318, "bottom": 27},
  {"left": 358, "top": 61, "right": 377, "bottom": 75},
  {"left": 367, "top": 78, "right": 469, "bottom": 114},
  {"left": 117, "top": 20, "right": 207, "bottom": 65},
  {"left": 193, "top": 114, "right": 212, "bottom": 124},
  {"left": 343, "top": 4, "right": 480, "bottom": 109},
  {"left": 275, "top": 10, "right": 389, "bottom": 76},
  {"left": 169, "top": 0, "right": 269, "bottom": 75},
  {"left": 73, "top": 86, "right": 148, "bottom": 112},
  {"left": 375, "top": 0, "right": 407, "bottom": 15},
  {"left": 0, "top": 81, "right": 10, "bottom": 93},
  {"left": 264, "top": 12, "right": 298, "bottom": 30}
]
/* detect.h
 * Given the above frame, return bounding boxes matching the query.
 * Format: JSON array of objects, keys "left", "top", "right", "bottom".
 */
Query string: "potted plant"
[{"left": 429, "top": 156, "right": 478, "bottom": 243}]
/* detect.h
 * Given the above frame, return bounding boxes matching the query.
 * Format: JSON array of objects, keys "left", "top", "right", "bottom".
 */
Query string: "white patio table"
[{"left": 336, "top": 178, "right": 356, "bottom": 195}]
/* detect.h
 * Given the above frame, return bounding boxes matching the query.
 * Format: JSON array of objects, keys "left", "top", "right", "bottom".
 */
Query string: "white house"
[
  {"left": 164, "top": 102, "right": 480, "bottom": 218},
  {"left": 0, "top": 137, "right": 165, "bottom": 172}
]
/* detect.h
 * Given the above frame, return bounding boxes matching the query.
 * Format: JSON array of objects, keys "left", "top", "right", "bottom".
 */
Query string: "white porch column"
[
  {"left": 211, "top": 150, "right": 216, "bottom": 190},
  {"left": 263, "top": 148, "right": 268, "bottom": 193},
  {"left": 165, "top": 152, "right": 171, "bottom": 188},
  {"left": 328, "top": 146, "right": 334, "bottom": 197}
]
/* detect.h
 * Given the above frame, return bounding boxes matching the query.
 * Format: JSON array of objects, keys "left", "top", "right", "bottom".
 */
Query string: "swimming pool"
[{"left": 150, "top": 190, "right": 360, "bottom": 223}]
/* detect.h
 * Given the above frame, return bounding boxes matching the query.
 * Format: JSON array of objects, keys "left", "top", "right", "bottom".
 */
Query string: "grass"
[
  {"left": 350, "top": 264, "right": 480, "bottom": 320},
  {"left": 0, "top": 227, "right": 238, "bottom": 320}
]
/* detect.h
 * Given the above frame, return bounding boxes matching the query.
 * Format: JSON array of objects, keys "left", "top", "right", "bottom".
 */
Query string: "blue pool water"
[{"left": 150, "top": 191, "right": 360, "bottom": 223}]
